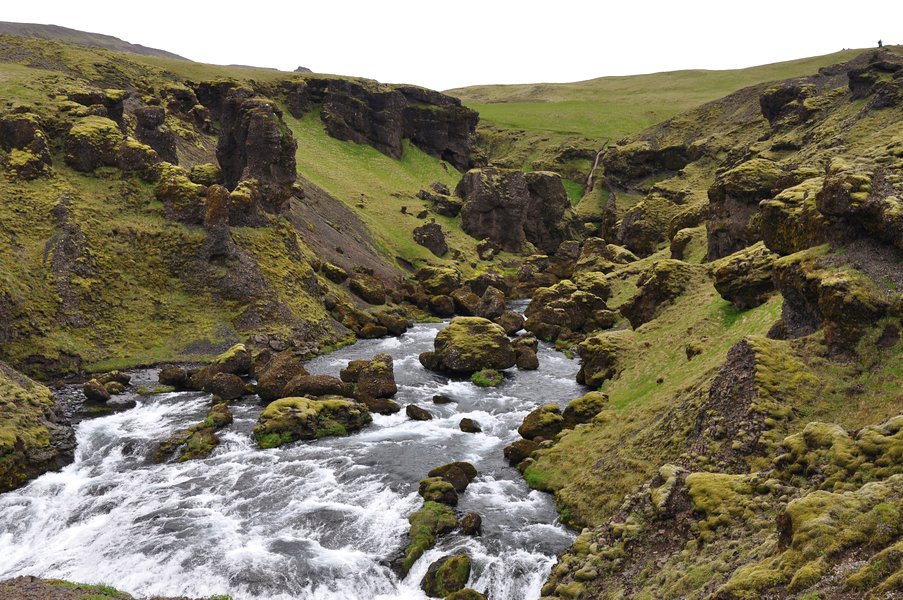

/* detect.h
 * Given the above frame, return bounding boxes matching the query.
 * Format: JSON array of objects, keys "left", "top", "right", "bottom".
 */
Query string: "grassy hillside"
[
  {"left": 0, "top": 34, "right": 489, "bottom": 376},
  {"left": 0, "top": 21, "right": 188, "bottom": 60},
  {"left": 451, "top": 49, "right": 869, "bottom": 187}
]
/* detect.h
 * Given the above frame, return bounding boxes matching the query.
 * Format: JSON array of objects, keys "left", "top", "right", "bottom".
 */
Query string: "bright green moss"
[{"left": 402, "top": 501, "right": 458, "bottom": 574}]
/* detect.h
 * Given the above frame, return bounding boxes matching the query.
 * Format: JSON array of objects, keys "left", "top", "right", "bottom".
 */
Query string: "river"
[{"left": 0, "top": 316, "right": 582, "bottom": 599}]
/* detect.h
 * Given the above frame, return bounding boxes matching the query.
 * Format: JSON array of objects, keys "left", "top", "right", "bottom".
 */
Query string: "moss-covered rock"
[
  {"left": 0, "top": 361, "right": 75, "bottom": 493},
  {"left": 562, "top": 392, "right": 608, "bottom": 428},
  {"left": 188, "top": 163, "right": 223, "bottom": 186},
  {"left": 518, "top": 403, "right": 565, "bottom": 441},
  {"left": 400, "top": 501, "right": 458, "bottom": 575},
  {"left": 82, "top": 379, "right": 111, "bottom": 403},
  {"left": 253, "top": 396, "right": 371, "bottom": 448},
  {"left": 349, "top": 274, "right": 388, "bottom": 305},
  {"left": 428, "top": 461, "right": 478, "bottom": 493},
  {"left": 577, "top": 330, "right": 636, "bottom": 388},
  {"left": 64, "top": 115, "right": 122, "bottom": 172},
  {"left": 421, "top": 554, "right": 472, "bottom": 598},
  {"left": 444, "top": 589, "right": 486, "bottom": 600},
  {"left": 416, "top": 266, "right": 462, "bottom": 296},
  {"left": 525, "top": 279, "right": 615, "bottom": 342},
  {"left": 423, "top": 317, "right": 516, "bottom": 374},
  {"left": 459, "top": 418, "right": 482, "bottom": 433},
  {"left": 189, "top": 343, "right": 252, "bottom": 391},
  {"left": 154, "top": 162, "right": 207, "bottom": 224},
  {"left": 712, "top": 242, "right": 779, "bottom": 309},
  {"left": 206, "top": 372, "right": 246, "bottom": 401},
  {"left": 153, "top": 402, "right": 233, "bottom": 463},
  {"left": 342, "top": 353, "right": 397, "bottom": 399},
  {"left": 620, "top": 260, "right": 699, "bottom": 328},
  {"left": 419, "top": 476, "right": 459, "bottom": 505},
  {"left": 471, "top": 368, "right": 503, "bottom": 387},
  {"left": 504, "top": 439, "right": 539, "bottom": 465},
  {"left": 255, "top": 351, "right": 309, "bottom": 402}
]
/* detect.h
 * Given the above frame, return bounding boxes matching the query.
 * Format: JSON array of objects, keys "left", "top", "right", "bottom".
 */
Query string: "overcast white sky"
[{"left": 4, "top": 1, "right": 901, "bottom": 90}]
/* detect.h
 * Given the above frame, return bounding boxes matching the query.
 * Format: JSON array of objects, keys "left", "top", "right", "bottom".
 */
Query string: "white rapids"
[{"left": 0, "top": 318, "right": 582, "bottom": 599}]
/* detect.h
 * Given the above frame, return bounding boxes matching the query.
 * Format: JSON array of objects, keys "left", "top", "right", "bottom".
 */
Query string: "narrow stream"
[{"left": 0, "top": 314, "right": 582, "bottom": 599}]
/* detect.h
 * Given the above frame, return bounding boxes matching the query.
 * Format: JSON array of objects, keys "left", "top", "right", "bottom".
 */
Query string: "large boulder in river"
[
  {"left": 421, "top": 554, "right": 472, "bottom": 598},
  {"left": 256, "top": 351, "right": 309, "bottom": 402},
  {"left": 420, "top": 317, "right": 515, "bottom": 374},
  {"left": 341, "top": 353, "right": 397, "bottom": 399},
  {"left": 253, "top": 396, "right": 372, "bottom": 448},
  {"left": 283, "top": 374, "right": 353, "bottom": 398}
]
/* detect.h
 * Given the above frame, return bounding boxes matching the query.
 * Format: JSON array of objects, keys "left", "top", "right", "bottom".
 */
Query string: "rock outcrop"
[
  {"left": 279, "top": 78, "right": 477, "bottom": 170},
  {"left": 455, "top": 168, "right": 576, "bottom": 253}
]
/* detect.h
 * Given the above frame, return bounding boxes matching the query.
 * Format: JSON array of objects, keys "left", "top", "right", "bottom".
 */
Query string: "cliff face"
[{"left": 280, "top": 77, "right": 478, "bottom": 170}]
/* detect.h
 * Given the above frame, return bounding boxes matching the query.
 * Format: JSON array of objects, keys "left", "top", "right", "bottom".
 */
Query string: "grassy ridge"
[{"left": 451, "top": 49, "right": 864, "bottom": 141}]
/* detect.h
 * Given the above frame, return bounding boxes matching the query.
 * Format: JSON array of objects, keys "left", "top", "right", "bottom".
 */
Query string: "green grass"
[
  {"left": 451, "top": 49, "right": 866, "bottom": 141},
  {"left": 284, "top": 110, "right": 512, "bottom": 273}
]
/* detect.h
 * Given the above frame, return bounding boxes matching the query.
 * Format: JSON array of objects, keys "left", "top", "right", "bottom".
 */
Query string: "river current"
[{"left": 0, "top": 315, "right": 582, "bottom": 599}]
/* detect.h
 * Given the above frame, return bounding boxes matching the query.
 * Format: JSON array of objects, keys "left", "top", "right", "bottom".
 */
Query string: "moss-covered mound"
[
  {"left": 253, "top": 396, "right": 372, "bottom": 448},
  {"left": 420, "top": 317, "right": 515, "bottom": 374},
  {"left": 0, "top": 361, "right": 75, "bottom": 492}
]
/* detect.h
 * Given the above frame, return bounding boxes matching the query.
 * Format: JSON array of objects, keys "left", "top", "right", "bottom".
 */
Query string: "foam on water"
[{"left": 0, "top": 321, "right": 582, "bottom": 599}]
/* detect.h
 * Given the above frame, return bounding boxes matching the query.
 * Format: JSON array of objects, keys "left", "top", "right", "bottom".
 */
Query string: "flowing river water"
[{"left": 0, "top": 313, "right": 582, "bottom": 599}]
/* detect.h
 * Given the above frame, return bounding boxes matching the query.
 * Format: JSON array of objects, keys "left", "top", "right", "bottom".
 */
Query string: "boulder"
[
  {"left": 349, "top": 275, "right": 388, "bottom": 305},
  {"left": 562, "top": 392, "right": 608, "bottom": 427},
  {"left": 344, "top": 353, "right": 397, "bottom": 399},
  {"left": 713, "top": 242, "right": 779, "bottom": 309},
  {"left": 83, "top": 379, "right": 110, "bottom": 403},
  {"left": 466, "top": 272, "right": 510, "bottom": 297},
  {"left": 518, "top": 403, "right": 565, "bottom": 441},
  {"left": 460, "top": 513, "right": 482, "bottom": 536},
  {"left": 418, "top": 188, "right": 463, "bottom": 217},
  {"left": 322, "top": 262, "right": 349, "bottom": 283},
  {"left": 495, "top": 310, "right": 526, "bottom": 335},
  {"left": 373, "top": 309, "right": 410, "bottom": 336},
  {"left": 188, "top": 344, "right": 251, "bottom": 391},
  {"left": 423, "top": 317, "right": 516, "bottom": 374},
  {"left": 256, "top": 351, "right": 309, "bottom": 402},
  {"left": 429, "top": 295, "right": 456, "bottom": 317},
  {"left": 459, "top": 418, "right": 482, "bottom": 433},
  {"left": 416, "top": 266, "right": 461, "bottom": 296},
  {"left": 154, "top": 402, "right": 233, "bottom": 463},
  {"left": 620, "top": 260, "right": 698, "bottom": 328},
  {"left": 421, "top": 554, "right": 472, "bottom": 598},
  {"left": 158, "top": 366, "right": 188, "bottom": 388},
  {"left": 413, "top": 223, "right": 448, "bottom": 257},
  {"left": 407, "top": 404, "right": 433, "bottom": 421},
  {"left": 283, "top": 374, "right": 353, "bottom": 398},
  {"left": 577, "top": 330, "right": 636, "bottom": 388},
  {"left": 104, "top": 381, "right": 125, "bottom": 395},
  {"left": 358, "top": 323, "right": 389, "bottom": 339},
  {"left": 253, "top": 396, "right": 372, "bottom": 448},
  {"left": 450, "top": 288, "right": 481, "bottom": 316},
  {"left": 419, "top": 477, "right": 458, "bottom": 505},
  {"left": 206, "top": 372, "right": 246, "bottom": 401},
  {"left": 475, "top": 286, "right": 506, "bottom": 320},
  {"left": 504, "top": 439, "right": 539, "bottom": 465},
  {"left": 515, "top": 346, "right": 539, "bottom": 370},
  {"left": 64, "top": 116, "right": 122, "bottom": 172},
  {"left": 359, "top": 397, "right": 402, "bottom": 415},
  {"left": 433, "top": 394, "right": 454, "bottom": 404},
  {"left": 428, "top": 462, "right": 478, "bottom": 492}
]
